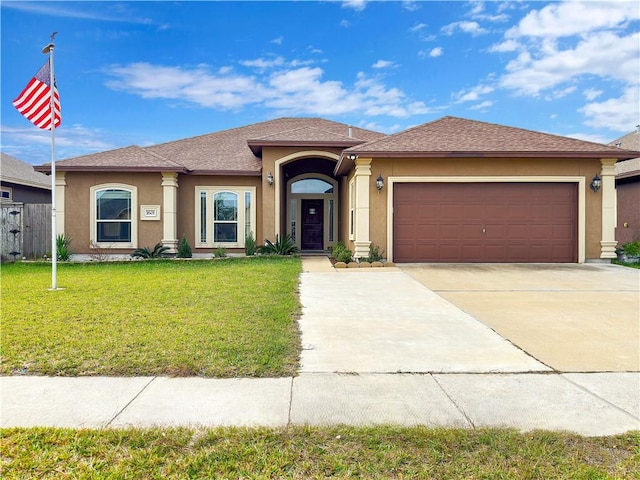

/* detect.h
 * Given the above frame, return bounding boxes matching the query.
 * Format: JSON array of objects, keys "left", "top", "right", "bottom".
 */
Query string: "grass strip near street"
[
  {"left": 0, "top": 257, "right": 301, "bottom": 377},
  {"left": 1, "top": 427, "right": 638, "bottom": 479}
]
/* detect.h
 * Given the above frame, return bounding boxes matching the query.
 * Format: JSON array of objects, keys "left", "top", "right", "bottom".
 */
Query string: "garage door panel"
[{"left": 393, "top": 182, "right": 577, "bottom": 263}]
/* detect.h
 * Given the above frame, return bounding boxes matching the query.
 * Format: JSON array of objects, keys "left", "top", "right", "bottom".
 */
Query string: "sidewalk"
[
  {"left": 2, "top": 373, "right": 638, "bottom": 435},
  {"left": 2, "top": 257, "right": 639, "bottom": 436}
]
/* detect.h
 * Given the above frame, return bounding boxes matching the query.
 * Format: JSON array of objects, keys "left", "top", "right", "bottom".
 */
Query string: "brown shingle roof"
[
  {"left": 247, "top": 126, "right": 366, "bottom": 155},
  {"left": 146, "top": 117, "right": 384, "bottom": 174},
  {"left": 35, "top": 146, "right": 185, "bottom": 173},
  {"left": 336, "top": 116, "right": 640, "bottom": 174}
]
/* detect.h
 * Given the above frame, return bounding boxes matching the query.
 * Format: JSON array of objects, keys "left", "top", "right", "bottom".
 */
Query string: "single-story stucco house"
[
  {"left": 610, "top": 128, "right": 640, "bottom": 246},
  {"left": 35, "top": 116, "right": 640, "bottom": 263}
]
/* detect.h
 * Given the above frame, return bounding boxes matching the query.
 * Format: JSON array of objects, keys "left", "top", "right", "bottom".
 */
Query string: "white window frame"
[
  {"left": 195, "top": 186, "right": 256, "bottom": 248},
  {"left": 0, "top": 187, "right": 12, "bottom": 201},
  {"left": 90, "top": 184, "right": 138, "bottom": 248},
  {"left": 348, "top": 178, "right": 355, "bottom": 240}
]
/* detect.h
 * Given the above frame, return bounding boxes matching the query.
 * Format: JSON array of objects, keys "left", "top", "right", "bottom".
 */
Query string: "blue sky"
[{"left": 2, "top": 0, "right": 639, "bottom": 165}]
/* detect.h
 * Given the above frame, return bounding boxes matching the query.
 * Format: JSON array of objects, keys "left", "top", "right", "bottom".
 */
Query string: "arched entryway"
[{"left": 287, "top": 174, "right": 338, "bottom": 251}]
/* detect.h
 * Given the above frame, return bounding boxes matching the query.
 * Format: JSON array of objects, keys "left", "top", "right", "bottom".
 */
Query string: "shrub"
[
  {"left": 259, "top": 234, "right": 299, "bottom": 256},
  {"left": 176, "top": 234, "right": 192, "bottom": 258},
  {"left": 245, "top": 231, "right": 257, "bottom": 256},
  {"left": 622, "top": 241, "right": 640, "bottom": 257},
  {"left": 331, "top": 241, "right": 352, "bottom": 263},
  {"left": 366, "top": 243, "right": 385, "bottom": 263},
  {"left": 131, "top": 243, "right": 171, "bottom": 259},
  {"left": 214, "top": 246, "right": 227, "bottom": 258},
  {"left": 56, "top": 234, "right": 72, "bottom": 261}
]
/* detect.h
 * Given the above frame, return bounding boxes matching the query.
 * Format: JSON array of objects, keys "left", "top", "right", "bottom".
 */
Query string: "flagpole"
[{"left": 43, "top": 33, "right": 57, "bottom": 290}]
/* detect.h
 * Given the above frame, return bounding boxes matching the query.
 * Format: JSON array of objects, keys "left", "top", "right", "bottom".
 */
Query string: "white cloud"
[
  {"left": 583, "top": 88, "right": 603, "bottom": 101},
  {"left": 271, "top": 36, "right": 283, "bottom": 45},
  {"left": 467, "top": 1, "right": 509, "bottom": 23},
  {"left": 545, "top": 85, "right": 577, "bottom": 100},
  {"left": 580, "top": 86, "right": 640, "bottom": 132},
  {"left": 402, "top": 1, "right": 421, "bottom": 12},
  {"left": 506, "top": 1, "right": 639, "bottom": 39},
  {"left": 489, "top": 39, "right": 520, "bottom": 53},
  {"left": 372, "top": 60, "right": 396, "bottom": 69},
  {"left": 239, "top": 57, "right": 285, "bottom": 69},
  {"left": 104, "top": 60, "right": 431, "bottom": 119},
  {"left": 565, "top": 132, "right": 612, "bottom": 145},
  {"left": 442, "top": 21, "right": 488, "bottom": 37},
  {"left": 409, "top": 23, "right": 427, "bottom": 33},
  {"left": 342, "top": 0, "right": 367, "bottom": 12},
  {"left": 455, "top": 85, "right": 495, "bottom": 103},
  {"left": 340, "top": 19, "right": 351, "bottom": 28},
  {"left": 1, "top": 124, "right": 117, "bottom": 164},
  {"left": 499, "top": 31, "right": 640, "bottom": 96},
  {"left": 428, "top": 47, "right": 443, "bottom": 58},
  {"left": 470, "top": 100, "right": 493, "bottom": 110}
]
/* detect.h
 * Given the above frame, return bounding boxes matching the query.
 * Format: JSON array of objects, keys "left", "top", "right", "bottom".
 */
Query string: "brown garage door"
[{"left": 393, "top": 183, "right": 577, "bottom": 263}]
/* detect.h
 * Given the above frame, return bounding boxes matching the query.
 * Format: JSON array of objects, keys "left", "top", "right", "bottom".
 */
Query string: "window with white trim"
[
  {"left": 196, "top": 187, "right": 255, "bottom": 247},
  {"left": 349, "top": 178, "right": 355, "bottom": 240},
  {"left": 90, "top": 184, "right": 138, "bottom": 248}
]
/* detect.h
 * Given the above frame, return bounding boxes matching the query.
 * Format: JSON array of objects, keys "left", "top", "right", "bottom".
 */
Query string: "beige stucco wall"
[
  {"left": 63, "top": 172, "right": 164, "bottom": 254},
  {"left": 363, "top": 156, "right": 603, "bottom": 260}
]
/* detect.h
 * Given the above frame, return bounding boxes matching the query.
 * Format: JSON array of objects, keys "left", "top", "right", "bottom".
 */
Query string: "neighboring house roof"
[
  {"left": 1, "top": 152, "right": 51, "bottom": 189},
  {"left": 609, "top": 129, "right": 640, "bottom": 180},
  {"left": 36, "top": 117, "right": 384, "bottom": 175},
  {"left": 337, "top": 116, "right": 640, "bottom": 174}
]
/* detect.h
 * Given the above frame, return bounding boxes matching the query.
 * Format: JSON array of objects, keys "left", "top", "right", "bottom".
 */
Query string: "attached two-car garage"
[{"left": 393, "top": 182, "right": 578, "bottom": 263}]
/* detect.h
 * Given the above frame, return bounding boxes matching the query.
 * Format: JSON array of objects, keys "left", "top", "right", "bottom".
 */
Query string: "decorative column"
[
  {"left": 161, "top": 172, "right": 178, "bottom": 252},
  {"left": 55, "top": 171, "right": 66, "bottom": 236},
  {"left": 600, "top": 158, "right": 617, "bottom": 259},
  {"left": 353, "top": 158, "right": 372, "bottom": 259}
]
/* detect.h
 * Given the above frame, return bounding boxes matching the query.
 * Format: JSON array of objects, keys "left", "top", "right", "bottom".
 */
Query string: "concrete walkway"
[{"left": 1, "top": 257, "right": 638, "bottom": 436}]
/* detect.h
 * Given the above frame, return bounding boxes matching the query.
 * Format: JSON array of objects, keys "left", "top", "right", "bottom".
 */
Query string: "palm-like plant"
[
  {"left": 259, "top": 234, "right": 299, "bottom": 256},
  {"left": 131, "top": 242, "right": 171, "bottom": 259}
]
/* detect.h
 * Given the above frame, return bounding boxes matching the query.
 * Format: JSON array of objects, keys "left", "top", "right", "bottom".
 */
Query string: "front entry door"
[{"left": 301, "top": 199, "right": 323, "bottom": 250}]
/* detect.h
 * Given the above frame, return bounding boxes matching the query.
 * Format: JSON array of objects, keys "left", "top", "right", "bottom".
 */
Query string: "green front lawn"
[
  {"left": 2, "top": 427, "right": 638, "bottom": 479},
  {"left": 0, "top": 257, "right": 301, "bottom": 377}
]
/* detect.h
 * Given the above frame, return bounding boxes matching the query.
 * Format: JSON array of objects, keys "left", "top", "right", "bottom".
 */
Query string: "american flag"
[{"left": 13, "top": 59, "right": 61, "bottom": 130}]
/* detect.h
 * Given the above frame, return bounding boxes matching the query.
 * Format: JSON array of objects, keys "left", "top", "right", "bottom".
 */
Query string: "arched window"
[{"left": 291, "top": 178, "right": 334, "bottom": 194}]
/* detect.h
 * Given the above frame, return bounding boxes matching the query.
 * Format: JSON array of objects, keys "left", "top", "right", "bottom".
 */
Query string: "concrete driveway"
[
  {"left": 299, "top": 259, "right": 549, "bottom": 374},
  {"left": 401, "top": 263, "right": 640, "bottom": 372}
]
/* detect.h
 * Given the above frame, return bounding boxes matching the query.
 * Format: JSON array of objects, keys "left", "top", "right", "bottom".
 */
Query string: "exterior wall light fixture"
[
  {"left": 266, "top": 172, "right": 274, "bottom": 186},
  {"left": 347, "top": 153, "right": 358, "bottom": 161},
  {"left": 376, "top": 174, "right": 384, "bottom": 191},
  {"left": 590, "top": 174, "right": 601, "bottom": 193}
]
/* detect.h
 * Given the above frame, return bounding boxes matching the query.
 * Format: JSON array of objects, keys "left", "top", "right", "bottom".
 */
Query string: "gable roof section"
[
  {"left": 147, "top": 117, "right": 383, "bottom": 174},
  {"left": 35, "top": 146, "right": 185, "bottom": 173},
  {"left": 1, "top": 153, "right": 51, "bottom": 189},
  {"left": 247, "top": 126, "right": 366, "bottom": 155},
  {"left": 609, "top": 130, "right": 640, "bottom": 179},
  {"left": 336, "top": 116, "right": 640, "bottom": 174}
]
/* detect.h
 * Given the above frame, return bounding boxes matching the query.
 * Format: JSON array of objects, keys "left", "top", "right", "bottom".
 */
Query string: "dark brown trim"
[{"left": 34, "top": 166, "right": 187, "bottom": 174}]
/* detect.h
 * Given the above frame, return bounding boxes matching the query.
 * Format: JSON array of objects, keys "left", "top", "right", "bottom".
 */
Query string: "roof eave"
[
  {"left": 247, "top": 139, "right": 363, "bottom": 157},
  {"left": 188, "top": 169, "right": 261, "bottom": 176},
  {"left": 335, "top": 150, "right": 640, "bottom": 176},
  {"left": 34, "top": 165, "right": 187, "bottom": 174}
]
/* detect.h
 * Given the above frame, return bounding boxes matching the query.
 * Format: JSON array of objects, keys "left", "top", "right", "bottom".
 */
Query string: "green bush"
[
  {"left": 214, "top": 246, "right": 227, "bottom": 258},
  {"left": 331, "top": 241, "right": 352, "bottom": 263},
  {"left": 622, "top": 241, "right": 640, "bottom": 257},
  {"left": 245, "top": 231, "right": 257, "bottom": 256},
  {"left": 176, "top": 235, "right": 192, "bottom": 258},
  {"left": 366, "top": 243, "right": 385, "bottom": 263},
  {"left": 259, "top": 234, "right": 299, "bottom": 256},
  {"left": 56, "top": 234, "right": 72, "bottom": 261},
  {"left": 131, "top": 243, "right": 171, "bottom": 259}
]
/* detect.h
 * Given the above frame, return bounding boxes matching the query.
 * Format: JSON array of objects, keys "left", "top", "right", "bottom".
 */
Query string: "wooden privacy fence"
[{"left": 1, "top": 203, "right": 52, "bottom": 261}]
